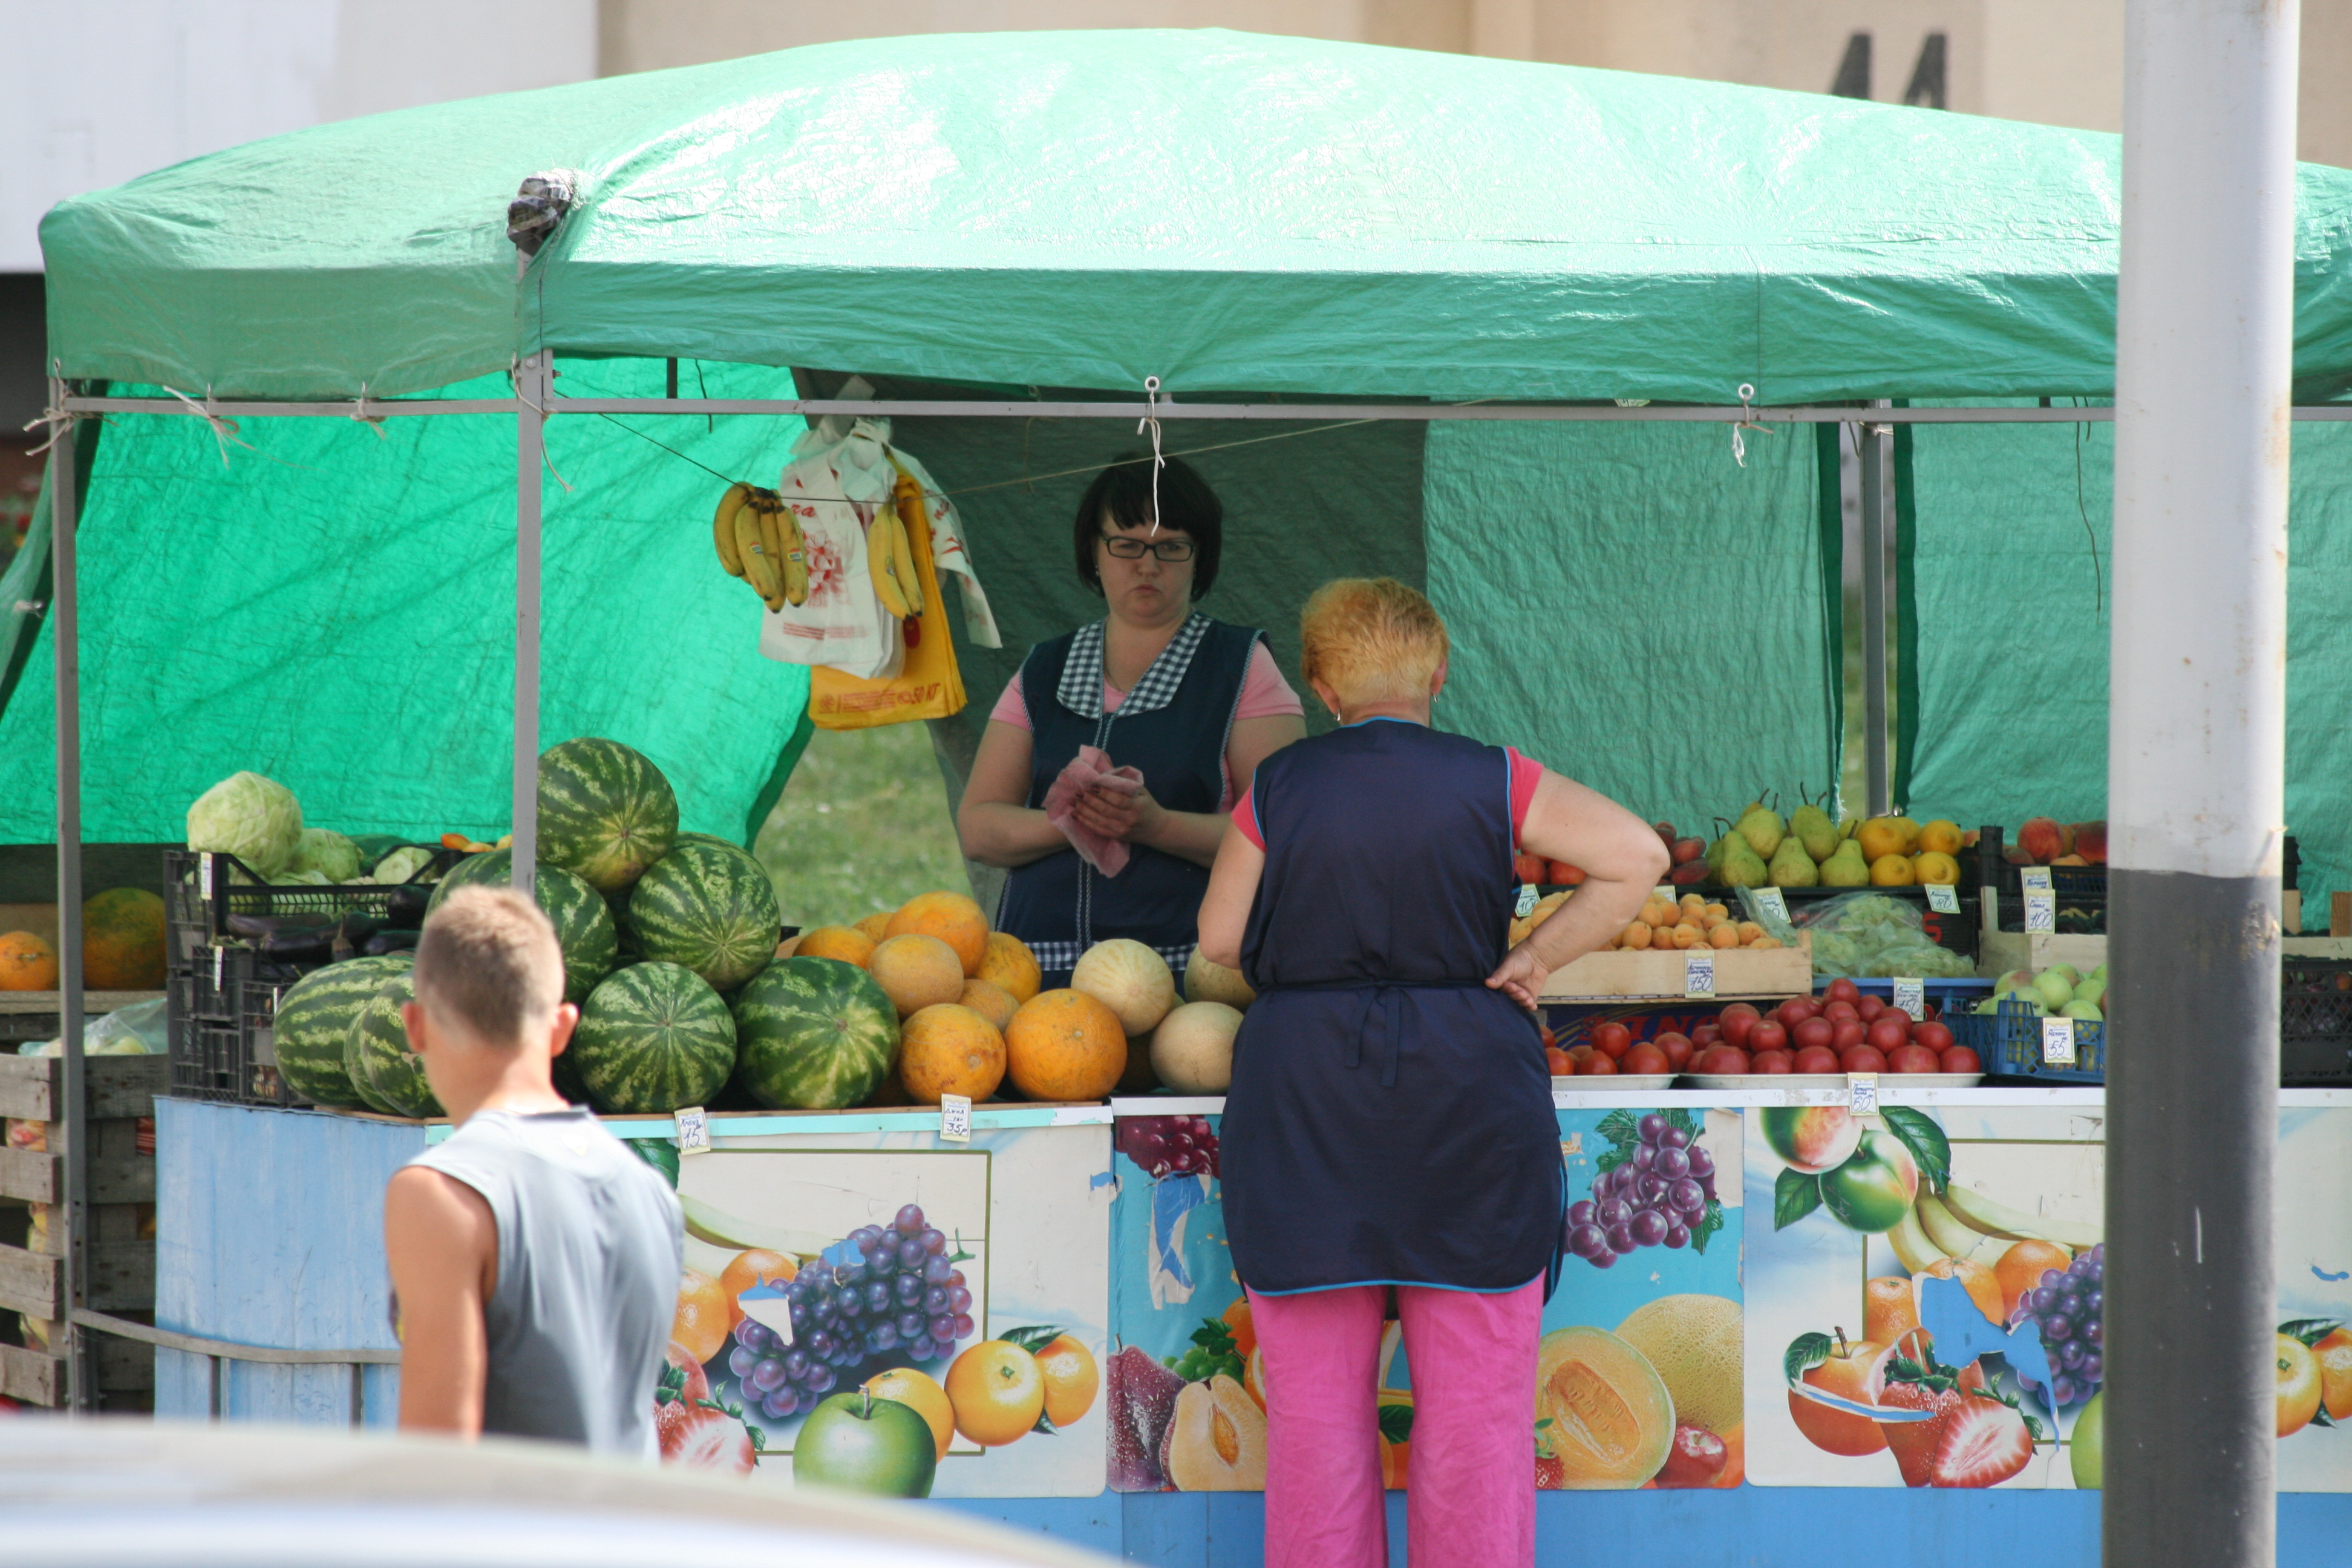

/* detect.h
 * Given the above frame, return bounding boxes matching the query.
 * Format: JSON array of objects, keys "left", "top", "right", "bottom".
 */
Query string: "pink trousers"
[{"left": 1247, "top": 1277, "right": 1543, "bottom": 1568}]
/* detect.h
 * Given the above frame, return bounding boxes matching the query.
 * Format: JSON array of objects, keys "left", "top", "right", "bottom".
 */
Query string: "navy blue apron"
[
  {"left": 995, "top": 613, "right": 1261, "bottom": 988},
  {"left": 1219, "top": 721, "right": 1566, "bottom": 1295}
]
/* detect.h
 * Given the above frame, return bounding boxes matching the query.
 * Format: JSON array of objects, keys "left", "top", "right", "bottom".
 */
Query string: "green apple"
[
  {"left": 794, "top": 1389, "right": 939, "bottom": 1497},
  {"left": 2062, "top": 1001, "right": 2103, "bottom": 1022},
  {"left": 2031, "top": 969, "right": 2076, "bottom": 1010},
  {"left": 1818, "top": 1129, "right": 1921, "bottom": 1233},
  {"left": 2070, "top": 1390, "right": 2103, "bottom": 1488}
]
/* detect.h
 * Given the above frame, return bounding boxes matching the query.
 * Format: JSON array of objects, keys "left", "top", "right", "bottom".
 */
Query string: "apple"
[
  {"left": 1590, "top": 1022, "right": 1632, "bottom": 1060},
  {"left": 1671, "top": 838, "right": 1707, "bottom": 865},
  {"left": 1838, "top": 1045, "right": 1889, "bottom": 1074},
  {"left": 1857, "top": 995, "right": 1886, "bottom": 1023},
  {"left": 1913, "top": 1021, "right": 1955, "bottom": 1054},
  {"left": 1866, "top": 1018, "right": 1911, "bottom": 1055},
  {"left": 1822, "top": 999, "right": 1860, "bottom": 1024},
  {"left": 1622, "top": 1043, "right": 1670, "bottom": 1076},
  {"left": 1792, "top": 1045, "right": 1841, "bottom": 1075},
  {"left": 1752, "top": 1049, "right": 1794, "bottom": 1074},
  {"left": 1788, "top": 1336, "right": 1891, "bottom": 1457},
  {"left": 1579, "top": 1051, "right": 1618, "bottom": 1076},
  {"left": 1939, "top": 1045, "right": 1983, "bottom": 1073},
  {"left": 793, "top": 1389, "right": 940, "bottom": 1497},
  {"left": 1831, "top": 1019, "right": 1867, "bottom": 1051},
  {"left": 1792, "top": 1017, "right": 1836, "bottom": 1053},
  {"left": 1652, "top": 1422, "right": 1730, "bottom": 1488},
  {"left": 1717, "top": 1004, "right": 1760, "bottom": 1047},
  {"left": 1760, "top": 1105, "right": 1862, "bottom": 1172},
  {"left": 1748, "top": 1019, "right": 1789, "bottom": 1054},
  {"left": 1817, "top": 1129, "right": 1922, "bottom": 1233},
  {"left": 1696, "top": 1045, "right": 1751, "bottom": 1076},
  {"left": 1823, "top": 978, "right": 1863, "bottom": 1005},
  {"left": 1887, "top": 1044, "right": 1942, "bottom": 1074}
]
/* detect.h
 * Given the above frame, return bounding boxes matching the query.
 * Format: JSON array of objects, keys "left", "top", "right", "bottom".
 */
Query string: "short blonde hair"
[
  {"left": 411, "top": 886, "right": 564, "bottom": 1045},
  {"left": 1299, "top": 578, "right": 1450, "bottom": 709}
]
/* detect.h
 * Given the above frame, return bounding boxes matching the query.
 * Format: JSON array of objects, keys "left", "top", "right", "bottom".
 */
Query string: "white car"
[{"left": 0, "top": 1419, "right": 1111, "bottom": 1567}]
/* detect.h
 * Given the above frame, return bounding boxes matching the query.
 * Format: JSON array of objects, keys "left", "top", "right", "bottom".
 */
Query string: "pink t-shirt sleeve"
[
  {"left": 1232, "top": 785, "right": 1264, "bottom": 850},
  {"left": 1235, "top": 642, "right": 1304, "bottom": 720},
  {"left": 1506, "top": 747, "right": 1545, "bottom": 848},
  {"left": 988, "top": 672, "right": 1030, "bottom": 731}
]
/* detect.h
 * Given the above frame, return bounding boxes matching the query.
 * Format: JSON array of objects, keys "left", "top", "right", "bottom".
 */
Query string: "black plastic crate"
[
  {"left": 1994, "top": 891, "right": 2108, "bottom": 935},
  {"left": 1949, "top": 998, "right": 2106, "bottom": 1083},
  {"left": 2281, "top": 958, "right": 2352, "bottom": 1086},
  {"left": 165, "top": 848, "right": 447, "bottom": 954},
  {"left": 166, "top": 1018, "right": 243, "bottom": 1103}
]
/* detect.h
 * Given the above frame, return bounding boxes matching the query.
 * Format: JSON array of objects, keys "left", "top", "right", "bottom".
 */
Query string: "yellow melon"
[
  {"left": 1150, "top": 1001, "right": 1242, "bottom": 1094},
  {"left": 977, "top": 931, "right": 1042, "bottom": 1004},
  {"left": 1612, "top": 1295, "right": 1743, "bottom": 1437},
  {"left": 1005, "top": 989, "right": 1126, "bottom": 1102},
  {"left": 1071, "top": 938, "right": 1176, "bottom": 1035},
  {"left": 1535, "top": 1327, "right": 1675, "bottom": 1488},
  {"left": 888, "top": 890, "right": 990, "bottom": 976},
  {"left": 958, "top": 977, "right": 1018, "bottom": 1033},
  {"left": 898, "top": 1003, "right": 1006, "bottom": 1103},
  {"left": 1183, "top": 945, "right": 1257, "bottom": 1010},
  {"left": 868, "top": 934, "right": 967, "bottom": 1017},
  {"left": 795, "top": 925, "right": 877, "bottom": 967}
]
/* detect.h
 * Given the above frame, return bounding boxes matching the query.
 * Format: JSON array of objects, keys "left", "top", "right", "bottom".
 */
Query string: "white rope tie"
[
  {"left": 22, "top": 403, "right": 73, "bottom": 457},
  {"left": 350, "top": 384, "right": 388, "bottom": 440},
  {"left": 167, "top": 386, "right": 259, "bottom": 468},
  {"left": 1137, "top": 375, "right": 1166, "bottom": 534},
  {"left": 1730, "top": 382, "right": 1775, "bottom": 469}
]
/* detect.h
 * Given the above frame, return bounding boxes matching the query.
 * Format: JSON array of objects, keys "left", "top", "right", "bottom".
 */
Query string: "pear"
[
  {"left": 1819, "top": 838, "right": 1871, "bottom": 887},
  {"left": 1768, "top": 835, "right": 1820, "bottom": 888},
  {"left": 1791, "top": 802, "right": 1840, "bottom": 864},
  {"left": 1719, "top": 835, "right": 1771, "bottom": 889},
  {"left": 1736, "top": 804, "right": 1786, "bottom": 860},
  {"left": 1705, "top": 834, "right": 1733, "bottom": 877}
]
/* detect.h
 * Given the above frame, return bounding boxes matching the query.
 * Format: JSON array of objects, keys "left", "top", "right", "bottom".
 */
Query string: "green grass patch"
[{"left": 754, "top": 722, "right": 972, "bottom": 929}]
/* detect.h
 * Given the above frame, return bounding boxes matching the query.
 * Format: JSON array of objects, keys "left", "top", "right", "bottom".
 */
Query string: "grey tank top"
[{"left": 407, "top": 1107, "right": 683, "bottom": 1456}]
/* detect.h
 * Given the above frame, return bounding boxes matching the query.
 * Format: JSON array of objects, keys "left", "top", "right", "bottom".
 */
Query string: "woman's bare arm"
[
  {"left": 1486, "top": 771, "right": 1671, "bottom": 1010},
  {"left": 956, "top": 720, "right": 1072, "bottom": 869},
  {"left": 1195, "top": 818, "right": 1266, "bottom": 970}
]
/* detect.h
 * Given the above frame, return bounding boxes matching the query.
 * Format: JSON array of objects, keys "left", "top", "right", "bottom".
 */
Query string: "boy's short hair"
[
  {"left": 1299, "top": 577, "right": 1451, "bottom": 709},
  {"left": 412, "top": 886, "right": 564, "bottom": 1045}
]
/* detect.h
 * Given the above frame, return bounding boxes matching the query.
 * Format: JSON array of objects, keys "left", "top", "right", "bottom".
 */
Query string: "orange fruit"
[
  {"left": 898, "top": 1003, "right": 1007, "bottom": 1103},
  {"left": 1005, "top": 989, "right": 1128, "bottom": 1102},
  {"left": 795, "top": 925, "right": 876, "bottom": 966},
  {"left": 717, "top": 1249, "right": 797, "bottom": 1327},
  {"left": 1034, "top": 1334, "right": 1100, "bottom": 1427},
  {"left": 0, "top": 932, "right": 59, "bottom": 992},
  {"left": 945, "top": 1339, "right": 1045, "bottom": 1445},
  {"left": 1221, "top": 1295, "right": 1258, "bottom": 1361},
  {"left": 977, "top": 932, "right": 1042, "bottom": 1004},
  {"left": 2316, "top": 1327, "right": 2352, "bottom": 1421},
  {"left": 1863, "top": 1276, "right": 1921, "bottom": 1349},
  {"left": 1243, "top": 1345, "right": 1267, "bottom": 1411},
  {"left": 854, "top": 911, "right": 893, "bottom": 944},
  {"left": 869, "top": 934, "right": 967, "bottom": 1017},
  {"left": 2278, "top": 1333, "right": 2324, "bottom": 1437},
  {"left": 1919, "top": 1258, "right": 2005, "bottom": 1325},
  {"left": 1993, "top": 1239, "right": 2073, "bottom": 1319},
  {"left": 959, "top": 977, "right": 1018, "bottom": 1033},
  {"left": 866, "top": 1366, "right": 956, "bottom": 1460},
  {"left": 670, "top": 1269, "right": 732, "bottom": 1365},
  {"left": 889, "top": 891, "right": 990, "bottom": 976}
]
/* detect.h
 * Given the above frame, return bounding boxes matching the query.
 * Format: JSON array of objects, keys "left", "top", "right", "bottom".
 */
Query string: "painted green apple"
[
  {"left": 2070, "top": 1390, "right": 2103, "bottom": 1489},
  {"left": 1817, "top": 1128, "right": 1921, "bottom": 1233},
  {"left": 793, "top": 1389, "right": 939, "bottom": 1497}
]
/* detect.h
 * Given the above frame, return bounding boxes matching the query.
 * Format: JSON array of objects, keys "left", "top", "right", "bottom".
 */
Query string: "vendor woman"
[
  {"left": 957, "top": 454, "right": 1305, "bottom": 988},
  {"left": 1198, "top": 578, "right": 1668, "bottom": 1568}
]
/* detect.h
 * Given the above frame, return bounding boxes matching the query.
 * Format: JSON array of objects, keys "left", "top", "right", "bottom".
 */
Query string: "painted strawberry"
[
  {"left": 1876, "top": 1350, "right": 1988, "bottom": 1486},
  {"left": 665, "top": 1403, "right": 757, "bottom": 1474},
  {"left": 1927, "top": 1395, "right": 2036, "bottom": 1488}
]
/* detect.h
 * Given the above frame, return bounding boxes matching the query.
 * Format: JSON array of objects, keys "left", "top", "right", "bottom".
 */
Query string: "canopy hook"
[{"left": 1136, "top": 376, "right": 1166, "bottom": 534}]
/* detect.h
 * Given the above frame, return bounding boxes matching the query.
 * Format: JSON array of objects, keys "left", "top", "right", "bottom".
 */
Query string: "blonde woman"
[{"left": 1197, "top": 578, "right": 1665, "bottom": 1568}]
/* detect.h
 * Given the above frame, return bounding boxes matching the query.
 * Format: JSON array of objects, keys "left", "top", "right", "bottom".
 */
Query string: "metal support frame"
[
  {"left": 2107, "top": 4, "right": 2296, "bottom": 1564},
  {"left": 512, "top": 353, "right": 549, "bottom": 895},
  {"left": 45, "top": 375, "right": 93, "bottom": 1411},
  {"left": 1857, "top": 413, "right": 1892, "bottom": 815}
]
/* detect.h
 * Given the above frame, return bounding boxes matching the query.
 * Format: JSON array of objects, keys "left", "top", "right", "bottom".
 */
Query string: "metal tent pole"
[
  {"left": 1857, "top": 416, "right": 1891, "bottom": 816},
  {"left": 512, "top": 353, "right": 547, "bottom": 894},
  {"left": 45, "top": 377, "right": 91, "bottom": 1410},
  {"left": 2106, "top": 4, "right": 2297, "bottom": 1565}
]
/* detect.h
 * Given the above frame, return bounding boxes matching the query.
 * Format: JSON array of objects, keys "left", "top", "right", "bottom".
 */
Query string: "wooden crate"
[
  {"left": 1537, "top": 933, "right": 1812, "bottom": 1002},
  {"left": 0, "top": 991, "right": 166, "bottom": 1046}
]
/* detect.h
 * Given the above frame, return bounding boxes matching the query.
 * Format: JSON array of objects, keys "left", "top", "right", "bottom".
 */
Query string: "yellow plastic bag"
[{"left": 808, "top": 466, "right": 967, "bottom": 730}]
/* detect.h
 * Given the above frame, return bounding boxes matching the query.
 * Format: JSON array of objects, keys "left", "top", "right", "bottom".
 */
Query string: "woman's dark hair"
[{"left": 1073, "top": 453, "right": 1223, "bottom": 598}]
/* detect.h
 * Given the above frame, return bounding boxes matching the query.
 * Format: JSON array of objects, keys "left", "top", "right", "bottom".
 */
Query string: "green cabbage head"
[
  {"left": 186, "top": 771, "right": 304, "bottom": 877},
  {"left": 287, "top": 828, "right": 362, "bottom": 883}
]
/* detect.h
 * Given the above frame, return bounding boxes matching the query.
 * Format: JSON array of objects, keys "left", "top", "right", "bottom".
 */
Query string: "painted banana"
[
  {"left": 712, "top": 482, "right": 751, "bottom": 577},
  {"left": 1941, "top": 1183, "right": 2102, "bottom": 1251},
  {"left": 1887, "top": 1201, "right": 1953, "bottom": 1275},
  {"left": 1913, "top": 1191, "right": 2013, "bottom": 1268},
  {"left": 867, "top": 512, "right": 913, "bottom": 617},
  {"left": 753, "top": 498, "right": 789, "bottom": 612},
  {"left": 891, "top": 475, "right": 928, "bottom": 616},
  {"left": 735, "top": 503, "right": 780, "bottom": 605},
  {"left": 679, "top": 1194, "right": 834, "bottom": 1259}
]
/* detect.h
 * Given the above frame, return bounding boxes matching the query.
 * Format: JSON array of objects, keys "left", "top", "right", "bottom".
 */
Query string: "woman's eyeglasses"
[{"left": 1099, "top": 532, "right": 1196, "bottom": 561}]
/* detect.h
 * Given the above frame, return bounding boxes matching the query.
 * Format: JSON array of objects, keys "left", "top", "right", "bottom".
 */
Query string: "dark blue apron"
[
  {"left": 995, "top": 613, "right": 1261, "bottom": 988},
  {"left": 1219, "top": 721, "right": 1566, "bottom": 1295}
]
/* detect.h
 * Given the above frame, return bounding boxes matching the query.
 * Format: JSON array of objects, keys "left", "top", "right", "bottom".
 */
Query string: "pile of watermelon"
[{"left": 269, "top": 736, "right": 903, "bottom": 1120}]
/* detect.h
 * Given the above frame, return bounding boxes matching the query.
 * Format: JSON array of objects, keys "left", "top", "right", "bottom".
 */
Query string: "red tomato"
[
  {"left": 1880, "top": 1007, "right": 1913, "bottom": 1030},
  {"left": 1821, "top": 999, "right": 1860, "bottom": 1024},
  {"left": 1622, "top": 1042, "right": 1671, "bottom": 1076},
  {"left": 1913, "top": 1021, "right": 1955, "bottom": 1054},
  {"left": 1751, "top": 1049, "right": 1795, "bottom": 1074},
  {"left": 1824, "top": 978, "right": 1863, "bottom": 1005},
  {"left": 1939, "top": 1045, "right": 1983, "bottom": 1073},
  {"left": 1545, "top": 1046, "right": 1575, "bottom": 1076},
  {"left": 1792, "top": 1045, "right": 1841, "bottom": 1074},
  {"left": 1590, "top": 1021, "right": 1633, "bottom": 1060},
  {"left": 1654, "top": 1031, "right": 1693, "bottom": 1062},
  {"left": 1717, "top": 1004, "right": 1760, "bottom": 1047},
  {"left": 1792, "top": 1017, "right": 1837, "bottom": 1053},
  {"left": 1697, "top": 1045, "right": 1753, "bottom": 1076},
  {"left": 1831, "top": 1019, "right": 1868, "bottom": 1051},
  {"left": 1887, "top": 1044, "right": 1943, "bottom": 1074},
  {"left": 1658, "top": 1033, "right": 1696, "bottom": 1071},
  {"left": 1748, "top": 1019, "right": 1789, "bottom": 1054},
  {"left": 1839, "top": 1045, "right": 1890, "bottom": 1074},
  {"left": 1775, "top": 998, "right": 1820, "bottom": 1030},
  {"left": 1579, "top": 1051, "right": 1619, "bottom": 1076},
  {"left": 1866, "top": 1018, "right": 1912, "bottom": 1055},
  {"left": 1856, "top": 995, "right": 1886, "bottom": 1023}
]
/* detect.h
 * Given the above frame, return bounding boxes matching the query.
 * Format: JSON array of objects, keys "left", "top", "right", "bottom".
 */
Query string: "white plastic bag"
[{"left": 759, "top": 416, "right": 904, "bottom": 677}]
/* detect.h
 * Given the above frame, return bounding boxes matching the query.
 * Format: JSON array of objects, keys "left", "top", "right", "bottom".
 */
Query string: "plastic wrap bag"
[
  {"left": 15, "top": 996, "right": 168, "bottom": 1057},
  {"left": 1750, "top": 890, "right": 1976, "bottom": 979}
]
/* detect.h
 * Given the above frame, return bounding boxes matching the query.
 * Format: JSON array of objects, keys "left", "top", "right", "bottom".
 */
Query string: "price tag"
[
  {"left": 1753, "top": 887, "right": 1790, "bottom": 923},
  {"left": 940, "top": 1093, "right": 973, "bottom": 1144},
  {"left": 200, "top": 852, "right": 215, "bottom": 898},
  {"left": 1891, "top": 978, "right": 1925, "bottom": 1019},
  {"left": 673, "top": 1105, "right": 711, "bottom": 1156},
  {"left": 1515, "top": 883, "right": 1538, "bottom": 918},
  {"left": 2019, "top": 866, "right": 2054, "bottom": 892},
  {"left": 1655, "top": 884, "right": 1676, "bottom": 903},
  {"left": 1684, "top": 952, "right": 1716, "bottom": 999},
  {"left": 1847, "top": 1073, "right": 1880, "bottom": 1116},
  {"left": 213, "top": 946, "right": 224, "bottom": 988},
  {"left": 2024, "top": 890, "right": 2057, "bottom": 933},
  {"left": 2041, "top": 1017, "right": 2078, "bottom": 1066},
  {"left": 1924, "top": 883, "right": 1960, "bottom": 914}
]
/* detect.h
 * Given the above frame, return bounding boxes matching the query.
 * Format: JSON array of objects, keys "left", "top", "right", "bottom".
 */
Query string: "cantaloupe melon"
[
  {"left": 1071, "top": 939, "right": 1175, "bottom": 1035},
  {"left": 869, "top": 934, "right": 966, "bottom": 1017},
  {"left": 1150, "top": 1001, "right": 1241, "bottom": 1094},
  {"left": 1183, "top": 945, "right": 1256, "bottom": 1010},
  {"left": 888, "top": 891, "right": 989, "bottom": 975}
]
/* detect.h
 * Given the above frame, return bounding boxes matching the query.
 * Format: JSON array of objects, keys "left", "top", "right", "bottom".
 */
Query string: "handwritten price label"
[
  {"left": 2024, "top": 890, "right": 2057, "bottom": 933},
  {"left": 940, "top": 1093, "right": 973, "bottom": 1143},
  {"left": 2019, "top": 866, "right": 2054, "bottom": 892},
  {"left": 1924, "top": 883, "right": 1959, "bottom": 914},
  {"left": 1753, "top": 887, "right": 1790, "bottom": 923},
  {"left": 674, "top": 1106, "right": 711, "bottom": 1155},
  {"left": 1684, "top": 952, "right": 1716, "bottom": 999},
  {"left": 2042, "top": 1018, "right": 2078, "bottom": 1066},
  {"left": 1848, "top": 1073, "right": 1880, "bottom": 1116},
  {"left": 1892, "top": 978, "right": 1925, "bottom": 1019},
  {"left": 1515, "top": 884, "right": 1538, "bottom": 918}
]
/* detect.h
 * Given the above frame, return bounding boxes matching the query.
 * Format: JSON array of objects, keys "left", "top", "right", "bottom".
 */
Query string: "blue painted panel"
[{"left": 154, "top": 1100, "right": 424, "bottom": 1425}]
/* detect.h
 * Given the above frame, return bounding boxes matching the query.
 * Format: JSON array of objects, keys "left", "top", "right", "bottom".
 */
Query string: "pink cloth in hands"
[{"left": 1042, "top": 745, "right": 1146, "bottom": 875}]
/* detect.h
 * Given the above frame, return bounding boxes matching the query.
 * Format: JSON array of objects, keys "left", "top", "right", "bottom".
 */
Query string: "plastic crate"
[
  {"left": 2281, "top": 958, "right": 2352, "bottom": 1086},
  {"left": 1948, "top": 998, "right": 2106, "bottom": 1083},
  {"left": 1994, "top": 891, "right": 2107, "bottom": 935},
  {"left": 165, "top": 848, "right": 448, "bottom": 955},
  {"left": 166, "top": 1018, "right": 243, "bottom": 1103}
]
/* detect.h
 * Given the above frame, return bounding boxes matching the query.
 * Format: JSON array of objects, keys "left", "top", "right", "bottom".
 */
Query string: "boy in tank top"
[{"left": 384, "top": 887, "right": 683, "bottom": 1455}]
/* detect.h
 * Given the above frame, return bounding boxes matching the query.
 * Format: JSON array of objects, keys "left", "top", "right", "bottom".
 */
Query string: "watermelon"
[
  {"left": 631, "top": 838, "right": 780, "bottom": 991},
  {"left": 733, "top": 957, "right": 898, "bottom": 1110},
  {"left": 535, "top": 737, "right": 678, "bottom": 895},
  {"left": 571, "top": 961, "right": 737, "bottom": 1114},
  {"left": 428, "top": 851, "right": 618, "bottom": 1004},
  {"left": 347, "top": 972, "right": 445, "bottom": 1120},
  {"left": 272, "top": 955, "right": 413, "bottom": 1108}
]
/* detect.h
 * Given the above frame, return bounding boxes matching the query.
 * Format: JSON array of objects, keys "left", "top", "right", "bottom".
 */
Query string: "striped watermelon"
[
  {"left": 428, "top": 851, "right": 618, "bottom": 1004},
  {"left": 733, "top": 957, "right": 898, "bottom": 1110},
  {"left": 347, "top": 971, "right": 444, "bottom": 1120},
  {"left": 272, "top": 955, "right": 412, "bottom": 1109},
  {"left": 631, "top": 838, "right": 780, "bottom": 991},
  {"left": 535, "top": 738, "right": 678, "bottom": 895},
  {"left": 571, "top": 961, "right": 737, "bottom": 1114}
]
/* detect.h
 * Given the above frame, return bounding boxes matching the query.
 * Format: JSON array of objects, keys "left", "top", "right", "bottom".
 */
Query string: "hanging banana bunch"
[
  {"left": 866, "top": 483, "right": 924, "bottom": 619},
  {"left": 711, "top": 482, "right": 808, "bottom": 612}
]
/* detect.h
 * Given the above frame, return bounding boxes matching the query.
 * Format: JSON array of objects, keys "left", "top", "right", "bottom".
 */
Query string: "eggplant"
[
  {"left": 362, "top": 930, "right": 422, "bottom": 957},
  {"left": 385, "top": 886, "right": 433, "bottom": 927}
]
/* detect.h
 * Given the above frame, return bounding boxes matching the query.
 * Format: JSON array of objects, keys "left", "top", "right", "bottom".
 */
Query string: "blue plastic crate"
[{"left": 1947, "top": 997, "right": 2105, "bottom": 1083}]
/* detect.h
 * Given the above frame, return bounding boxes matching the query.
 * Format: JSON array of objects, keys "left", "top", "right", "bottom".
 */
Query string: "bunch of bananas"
[
  {"left": 867, "top": 474, "right": 926, "bottom": 619},
  {"left": 713, "top": 483, "right": 810, "bottom": 611}
]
